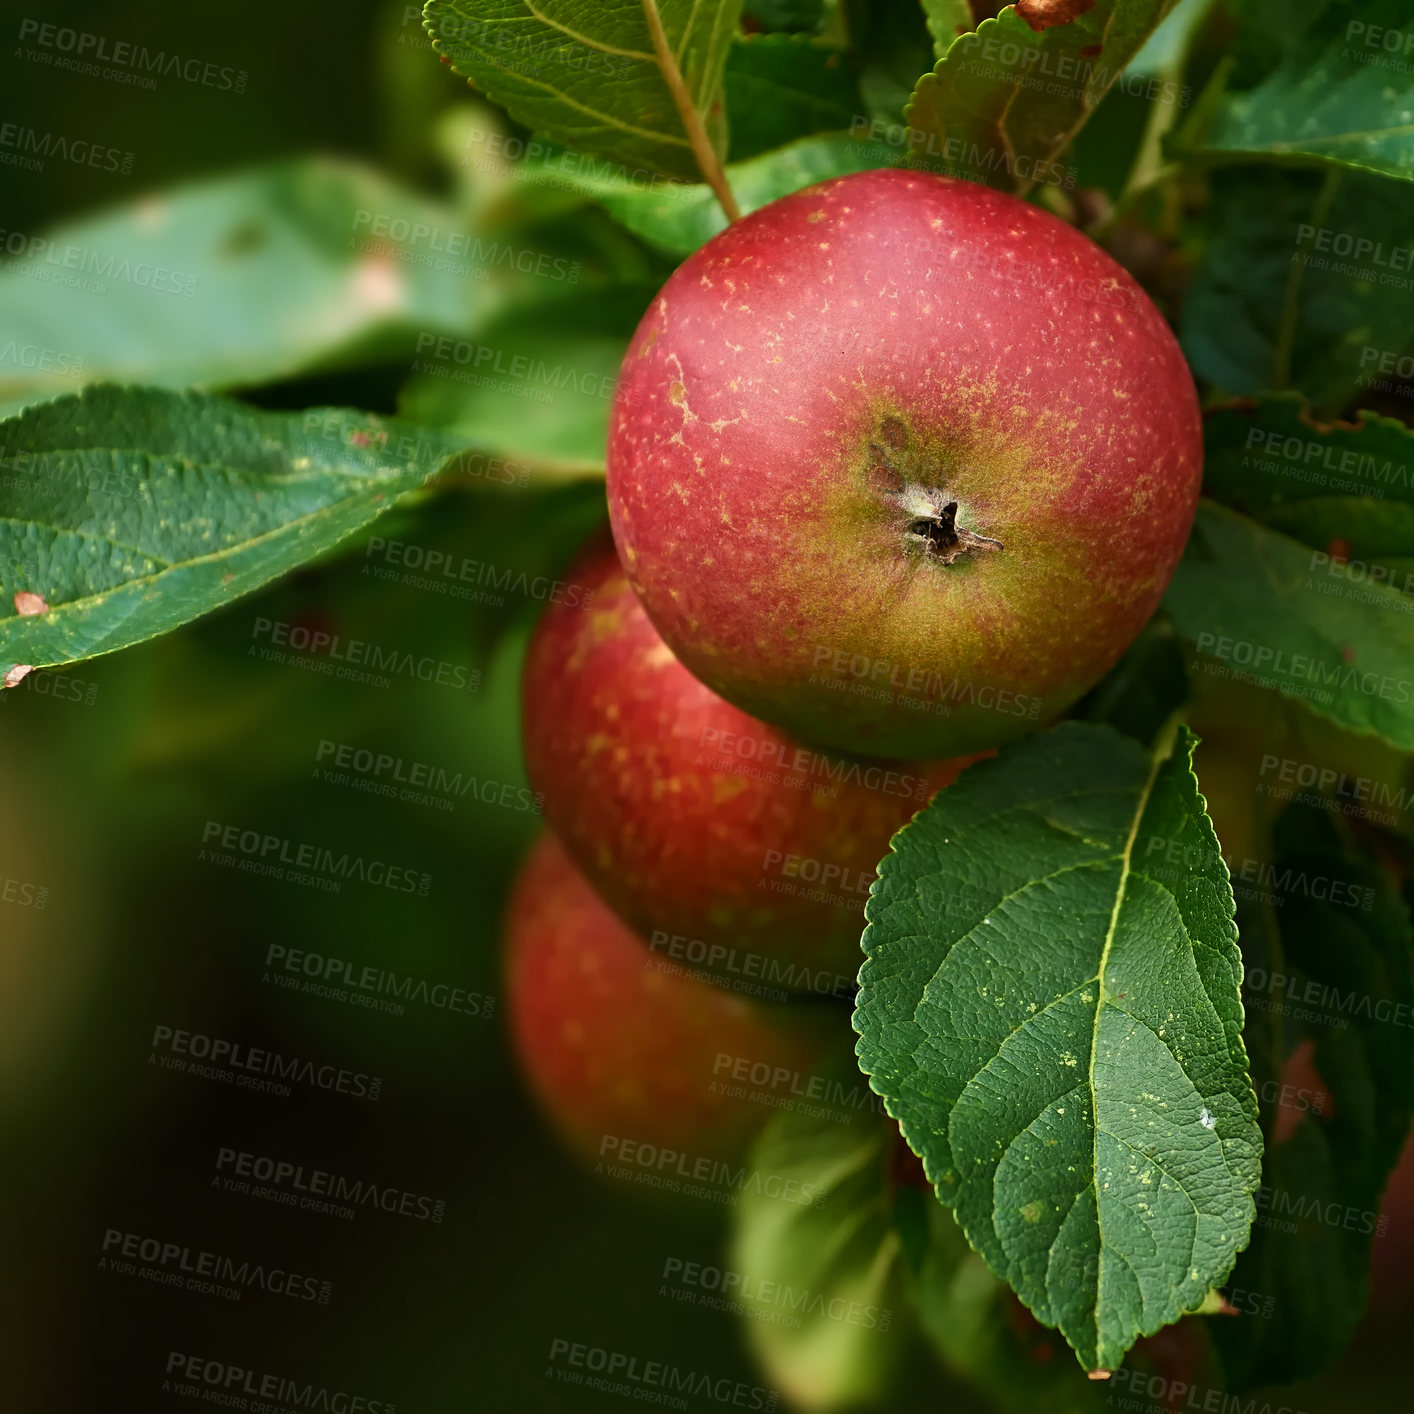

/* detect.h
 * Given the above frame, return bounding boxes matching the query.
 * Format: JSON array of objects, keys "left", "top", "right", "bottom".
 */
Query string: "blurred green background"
[
  {"left": 0, "top": 4, "right": 826, "bottom": 1408},
  {"left": 2, "top": 2, "right": 1412, "bottom": 1411}
]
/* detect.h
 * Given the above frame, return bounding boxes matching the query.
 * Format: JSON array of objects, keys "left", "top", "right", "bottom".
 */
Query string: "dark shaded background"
[{"left": 2, "top": 3, "right": 1412, "bottom": 1411}]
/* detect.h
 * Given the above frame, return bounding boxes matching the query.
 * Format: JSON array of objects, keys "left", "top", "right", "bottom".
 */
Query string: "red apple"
[
  {"left": 607, "top": 168, "right": 1201, "bottom": 758},
  {"left": 506, "top": 832, "right": 825, "bottom": 1161},
  {"left": 522, "top": 536, "right": 979, "bottom": 989}
]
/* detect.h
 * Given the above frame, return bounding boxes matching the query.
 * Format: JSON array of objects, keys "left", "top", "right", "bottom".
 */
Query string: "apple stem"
[{"left": 640, "top": 0, "right": 743, "bottom": 223}]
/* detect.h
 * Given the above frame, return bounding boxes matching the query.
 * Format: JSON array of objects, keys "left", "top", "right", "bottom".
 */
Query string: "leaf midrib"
[
  {"left": 5, "top": 440, "right": 412, "bottom": 486},
  {"left": 433, "top": 1, "right": 704, "bottom": 151},
  {"left": 0, "top": 479, "right": 397, "bottom": 640},
  {"left": 1237, "top": 123, "right": 1414, "bottom": 151},
  {"left": 1083, "top": 732, "right": 1169, "bottom": 1364},
  {"left": 0, "top": 513, "right": 169, "bottom": 571},
  {"left": 0, "top": 444, "right": 421, "bottom": 598}
]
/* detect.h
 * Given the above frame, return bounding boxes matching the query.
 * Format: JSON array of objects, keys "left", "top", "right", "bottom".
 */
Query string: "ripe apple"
[
  {"left": 606, "top": 168, "right": 1201, "bottom": 758},
  {"left": 522, "top": 535, "right": 979, "bottom": 988},
  {"left": 505, "top": 831, "right": 826, "bottom": 1162}
]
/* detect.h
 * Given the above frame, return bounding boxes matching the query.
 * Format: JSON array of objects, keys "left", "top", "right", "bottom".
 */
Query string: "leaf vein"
[
  {"left": 518, "top": 0, "right": 656, "bottom": 61},
  {"left": 442, "top": 49, "right": 694, "bottom": 149},
  {"left": 910, "top": 856, "right": 1121, "bottom": 1029}
]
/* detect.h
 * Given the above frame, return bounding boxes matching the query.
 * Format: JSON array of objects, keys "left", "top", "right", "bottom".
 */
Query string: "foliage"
[{"left": 4, "top": 0, "right": 1413, "bottom": 1404}]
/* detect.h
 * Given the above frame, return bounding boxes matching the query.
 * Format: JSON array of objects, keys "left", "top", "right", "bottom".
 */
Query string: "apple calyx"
[
  {"left": 891, "top": 481, "right": 1004, "bottom": 565},
  {"left": 864, "top": 414, "right": 1002, "bottom": 565}
]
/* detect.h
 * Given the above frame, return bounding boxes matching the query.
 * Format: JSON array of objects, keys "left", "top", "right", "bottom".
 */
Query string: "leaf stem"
[
  {"left": 1085, "top": 705, "right": 1187, "bottom": 1372},
  {"left": 639, "top": 0, "right": 741, "bottom": 222}
]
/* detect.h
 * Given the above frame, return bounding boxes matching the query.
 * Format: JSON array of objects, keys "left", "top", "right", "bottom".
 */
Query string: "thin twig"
[{"left": 640, "top": 0, "right": 741, "bottom": 222}]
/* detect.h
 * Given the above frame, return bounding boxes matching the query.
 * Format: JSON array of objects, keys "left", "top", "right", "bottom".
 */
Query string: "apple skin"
[
  {"left": 606, "top": 167, "right": 1201, "bottom": 758},
  {"left": 506, "top": 831, "right": 826, "bottom": 1162},
  {"left": 522, "top": 536, "right": 979, "bottom": 987}
]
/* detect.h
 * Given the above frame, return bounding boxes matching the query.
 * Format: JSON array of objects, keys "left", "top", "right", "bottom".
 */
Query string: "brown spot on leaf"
[
  {"left": 1080, "top": 42, "right": 1103, "bottom": 57},
  {"left": 4, "top": 665, "right": 33, "bottom": 689},
  {"left": 13, "top": 592, "right": 48, "bottom": 616},
  {"left": 1016, "top": 0, "right": 1096, "bottom": 31},
  {"left": 1327, "top": 538, "right": 1352, "bottom": 564}
]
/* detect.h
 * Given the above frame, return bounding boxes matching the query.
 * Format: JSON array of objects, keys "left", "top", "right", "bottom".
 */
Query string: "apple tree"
[{"left": 3, "top": 1, "right": 1413, "bottom": 1409}]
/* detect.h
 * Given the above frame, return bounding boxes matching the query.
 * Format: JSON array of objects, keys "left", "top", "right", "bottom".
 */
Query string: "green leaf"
[
  {"left": 1180, "top": 164, "right": 1414, "bottom": 416},
  {"left": 1200, "top": 394, "right": 1414, "bottom": 589},
  {"left": 522, "top": 131, "right": 883, "bottom": 256},
  {"left": 904, "top": 1, "right": 1182, "bottom": 195},
  {"left": 1164, "top": 500, "right": 1414, "bottom": 751},
  {"left": 398, "top": 285, "right": 647, "bottom": 469},
  {"left": 1215, "top": 802, "right": 1414, "bottom": 1387},
  {"left": 727, "top": 1109, "right": 908, "bottom": 1410},
  {"left": 423, "top": 0, "right": 742, "bottom": 183},
  {"left": 854, "top": 721, "right": 1262, "bottom": 1372},
  {"left": 1201, "top": 0, "right": 1414, "bottom": 182},
  {"left": 0, "top": 385, "right": 465, "bottom": 677},
  {"left": 0, "top": 159, "right": 481, "bottom": 411},
  {"left": 724, "top": 34, "right": 861, "bottom": 160},
  {"left": 922, "top": 1, "right": 977, "bottom": 61}
]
